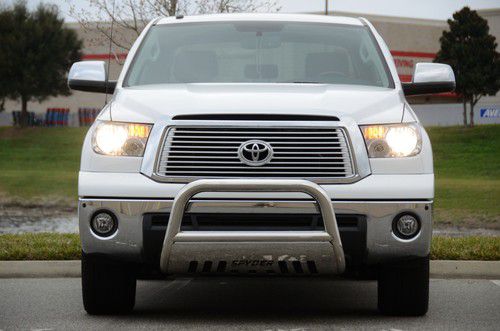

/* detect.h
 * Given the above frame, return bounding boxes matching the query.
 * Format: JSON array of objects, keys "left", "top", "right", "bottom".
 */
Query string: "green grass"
[
  {"left": 430, "top": 236, "right": 500, "bottom": 261},
  {"left": 0, "top": 127, "right": 88, "bottom": 200},
  {"left": 0, "top": 233, "right": 81, "bottom": 260},
  {"left": 0, "top": 233, "right": 498, "bottom": 261},
  {"left": 427, "top": 125, "right": 500, "bottom": 227}
]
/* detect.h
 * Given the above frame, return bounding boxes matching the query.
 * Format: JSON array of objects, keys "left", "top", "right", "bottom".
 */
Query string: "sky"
[{"left": 5, "top": 0, "right": 500, "bottom": 21}]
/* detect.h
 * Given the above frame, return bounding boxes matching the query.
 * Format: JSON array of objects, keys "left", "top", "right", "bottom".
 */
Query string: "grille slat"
[
  {"left": 274, "top": 151, "right": 350, "bottom": 155},
  {"left": 160, "top": 165, "right": 349, "bottom": 169},
  {"left": 173, "top": 135, "right": 344, "bottom": 140},
  {"left": 166, "top": 150, "right": 350, "bottom": 155},
  {"left": 160, "top": 171, "right": 351, "bottom": 175},
  {"left": 161, "top": 161, "right": 349, "bottom": 164},
  {"left": 170, "top": 140, "right": 347, "bottom": 145},
  {"left": 167, "top": 151, "right": 239, "bottom": 154},
  {"left": 164, "top": 156, "right": 348, "bottom": 160},
  {"left": 168, "top": 146, "right": 348, "bottom": 150},
  {"left": 156, "top": 126, "right": 355, "bottom": 181},
  {"left": 172, "top": 130, "right": 339, "bottom": 135}
]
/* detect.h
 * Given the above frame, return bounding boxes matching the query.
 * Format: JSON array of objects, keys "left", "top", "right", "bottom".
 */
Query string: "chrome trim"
[
  {"left": 174, "top": 231, "right": 331, "bottom": 242},
  {"left": 140, "top": 119, "right": 371, "bottom": 184},
  {"left": 79, "top": 198, "right": 433, "bottom": 214},
  {"left": 79, "top": 198, "right": 433, "bottom": 212},
  {"left": 157, "top": 125, "right": 354, "bottom": 179},
  {"left": 79, "top": 198, "right": 432, "bottom": 265},
  {"left": 159, "top": 179, "right": 346, "bottom": 274},
  {"left": 237, "top": 139, "right": 274, "bottom": 166}
]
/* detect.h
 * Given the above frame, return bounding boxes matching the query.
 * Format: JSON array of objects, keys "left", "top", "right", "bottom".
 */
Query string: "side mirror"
[
  {"left": 68, "top": 61, "right": 116, "bottom": 93},
  {"left": 403, "top": 63, "right": 455, "bottom": 96}
]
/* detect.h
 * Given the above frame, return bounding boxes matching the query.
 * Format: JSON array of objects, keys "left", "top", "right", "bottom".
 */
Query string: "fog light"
[
  {"left": 392, "top": 213, "right": 420, "bottom": 239},
  {"left": 90, "top": 211, "right": 117, "bottom": 237}
]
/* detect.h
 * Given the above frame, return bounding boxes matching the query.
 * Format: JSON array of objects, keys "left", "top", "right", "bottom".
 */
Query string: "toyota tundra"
[{"left": 68, "top": 13, "right": 455, "bottom": 316}]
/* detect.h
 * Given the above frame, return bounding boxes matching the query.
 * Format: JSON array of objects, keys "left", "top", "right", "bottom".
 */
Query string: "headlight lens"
[
  {"left": 360, "top": 123, "right": 422, "bottom": 158},
  {"left": 92, "top": 121, "right": 152, "bottom": 156}
]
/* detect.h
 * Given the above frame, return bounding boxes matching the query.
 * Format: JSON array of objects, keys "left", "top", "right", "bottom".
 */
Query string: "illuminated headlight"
[
  {"left": 92, "top": 121, "right": 152, "bottom": 156},
  {"left": 360, "top": 123, "right": 422, "bottom": 158}
]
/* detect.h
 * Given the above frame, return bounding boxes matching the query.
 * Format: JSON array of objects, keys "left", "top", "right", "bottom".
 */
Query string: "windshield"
[{"left": 125, "top": 21, "right": 393, "bottom": 88}]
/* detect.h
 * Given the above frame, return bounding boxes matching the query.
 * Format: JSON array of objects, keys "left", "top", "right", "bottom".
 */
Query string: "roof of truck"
[{"left": 155, "top": 13, "right": 364, "bottom": 26}]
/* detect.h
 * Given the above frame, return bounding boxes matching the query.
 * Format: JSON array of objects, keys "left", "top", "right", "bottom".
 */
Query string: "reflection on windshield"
[{"left": 125, "top": 21, "right": 392, "bottom": 88}]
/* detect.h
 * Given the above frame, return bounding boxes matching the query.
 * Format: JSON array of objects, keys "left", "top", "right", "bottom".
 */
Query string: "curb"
[
  {"left": 430, "top": 260, "right": 500, "bottom": 279},
  {"left": 0, "top": 260, "right": 499, "bottom": 279},
  {"left": 0, "top": 261, "right": 81, "bottom": 278}
]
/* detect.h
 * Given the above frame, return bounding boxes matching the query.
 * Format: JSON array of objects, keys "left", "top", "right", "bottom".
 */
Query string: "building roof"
[
  {"left": 476, "top": 8, "right": 500, "bottom": 17},
  {"left": 311, "top": 11, "right": 447, "bottom": 27}
]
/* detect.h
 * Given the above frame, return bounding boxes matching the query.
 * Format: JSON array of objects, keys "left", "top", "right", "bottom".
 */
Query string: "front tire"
[
  {"left": 82, "top": 252, "right": 137, "bottom": 315},
  {"left": 377, "top": 255, "right": 429, "bottom": 316}
]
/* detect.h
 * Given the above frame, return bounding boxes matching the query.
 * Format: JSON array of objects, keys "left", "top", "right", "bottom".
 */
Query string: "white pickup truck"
[{"left": 68, "top": 13, "right": 455, "bottom": 316}]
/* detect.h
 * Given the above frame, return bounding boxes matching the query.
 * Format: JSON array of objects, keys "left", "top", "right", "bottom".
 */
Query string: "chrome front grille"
[{"left": 155, "top": 126, "right": 356, "bottom": 182}]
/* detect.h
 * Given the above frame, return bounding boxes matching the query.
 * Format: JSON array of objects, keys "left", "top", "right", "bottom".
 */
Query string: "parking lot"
[{"left": 1, "top": 277, "right": 499, "bottom": 330}]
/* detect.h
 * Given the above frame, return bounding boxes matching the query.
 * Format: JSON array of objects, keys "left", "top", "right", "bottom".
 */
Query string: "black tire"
[
  {"left": 82, "top": 252, "right": 137, "bottom": 315},
  {"left": 377, "top": 255, "right": 429, "bottom": 316}
]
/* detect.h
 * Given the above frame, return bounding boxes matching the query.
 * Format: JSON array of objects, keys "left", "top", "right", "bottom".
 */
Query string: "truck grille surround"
[{"left": 155, "top": 126, "right": 356, "bottom": 183}]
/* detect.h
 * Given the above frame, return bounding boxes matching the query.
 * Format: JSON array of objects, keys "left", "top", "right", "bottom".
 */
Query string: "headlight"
[
  {"left": 92, "top": 121, "right": 152, "bottom": 156},
  {"left": 360, "top": 123, "right": 422, "bottom": 158}
]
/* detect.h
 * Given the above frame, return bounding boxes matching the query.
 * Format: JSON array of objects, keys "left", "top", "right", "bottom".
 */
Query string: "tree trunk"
[
  {"left": 462, "top": 99, "right": 468, "bottom": 127},
  {"left": 169, "top": 0, "right": 178, "bottom": 16},
  {"left": 20, "top": 95, "right": 28, "bottom": 128},
  {"left": 469, "top": 100, "right": 475, "bottom": 127}
]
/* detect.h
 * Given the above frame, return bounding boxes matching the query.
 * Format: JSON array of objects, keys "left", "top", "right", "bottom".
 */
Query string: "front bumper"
[{"left": 79, "top": 187, "right": 432, "bottom": 271}]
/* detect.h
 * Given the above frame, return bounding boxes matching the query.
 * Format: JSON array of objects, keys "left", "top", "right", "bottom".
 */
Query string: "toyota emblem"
[{"left": 238, "top": 140, "right": 273, "bottom": 166}]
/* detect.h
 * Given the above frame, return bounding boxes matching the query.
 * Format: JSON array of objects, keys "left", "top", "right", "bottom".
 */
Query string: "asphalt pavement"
[{"left": 0, "top": 277, "right": 499, "bottom": 330}]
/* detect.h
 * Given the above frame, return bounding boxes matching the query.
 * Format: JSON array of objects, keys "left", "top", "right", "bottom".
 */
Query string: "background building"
[{"left": 1, "top": 9, "right": 499, "bottom": 126}]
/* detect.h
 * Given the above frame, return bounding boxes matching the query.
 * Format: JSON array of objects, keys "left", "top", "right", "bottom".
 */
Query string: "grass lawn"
[
  {"left": 0, "top": 127, "right": 88, "bottom": 201},
  {"left": 428, "top": 125, "right": 500, "bottom": 228},
  {"left": 0, "top": 233, "right": 498, "bottom": 261},
  {"left": 430, "top": 236, "right": 500, "bottom": 261},
  {"left": 0, "top": 233, "right": 81, "bottom": 260},
  {"left": 0, "top": 124, "right": 499, "bottom": 228}
]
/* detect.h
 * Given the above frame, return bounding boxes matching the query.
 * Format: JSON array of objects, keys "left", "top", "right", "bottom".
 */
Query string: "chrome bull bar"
[{"left": 159, "top": 179, "right": 346, "bottom": 275}]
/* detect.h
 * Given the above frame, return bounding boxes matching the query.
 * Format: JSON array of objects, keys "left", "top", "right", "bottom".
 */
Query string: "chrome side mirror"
[
  {"left": 68, "top": 61, "right": 116, "bottom": 94},
  {"left": 403, "top": 63, "right": 455, "bottom": 96}
]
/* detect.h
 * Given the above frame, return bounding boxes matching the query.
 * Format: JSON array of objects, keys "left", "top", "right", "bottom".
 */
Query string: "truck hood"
[{"left": 109, "top": 83, "right": 405, "bottom": 125}]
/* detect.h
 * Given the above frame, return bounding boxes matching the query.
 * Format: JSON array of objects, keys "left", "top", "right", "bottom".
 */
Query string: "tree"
[
  {"left": 0, "top": 1, "right": 83, "bottom": 127},
  {"left": 71, "top": 0, "right": 280, "bottom": 51},
  {"left": 435, "top": 7, "right": 500, "bottom": 127}
]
